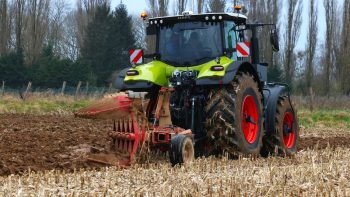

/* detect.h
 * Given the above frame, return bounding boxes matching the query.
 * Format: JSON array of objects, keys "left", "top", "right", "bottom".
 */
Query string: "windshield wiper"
[
  {"left": 196, "top": 57, "right": 214, "bottom": 64},
  {"left": 162, "top": 59, "right": 180, "bottom": 66}
]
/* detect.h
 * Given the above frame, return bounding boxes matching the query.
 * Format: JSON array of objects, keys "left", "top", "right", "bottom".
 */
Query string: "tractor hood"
[{"left": 115, "top": 57, "right": 234, "bottom": 90}]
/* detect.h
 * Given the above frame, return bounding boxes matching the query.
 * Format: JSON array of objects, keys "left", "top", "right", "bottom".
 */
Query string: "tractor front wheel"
[
  {"left": 205, "top": 72, "right": 264, "bottom": 156},
  {"left": 261, "top": 97, "right": 299, "bottom": 156}
]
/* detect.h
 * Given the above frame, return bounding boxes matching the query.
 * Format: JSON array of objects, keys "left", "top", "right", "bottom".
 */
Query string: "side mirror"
[{"left": 270, "top": 29, "right": 279, "bottom": 52}]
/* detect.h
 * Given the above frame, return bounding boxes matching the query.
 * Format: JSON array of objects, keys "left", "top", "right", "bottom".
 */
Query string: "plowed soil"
[
  {"left": 0, "top": 114, "right": 112, "bottom": 176},
  {"left": 0, "top": 114, "right": 350, "bottom": 176}
]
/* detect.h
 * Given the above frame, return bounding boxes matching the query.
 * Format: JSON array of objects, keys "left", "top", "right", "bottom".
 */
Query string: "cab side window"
[{"left": 224, "top": 21, "right": 237, "bottom": 60}]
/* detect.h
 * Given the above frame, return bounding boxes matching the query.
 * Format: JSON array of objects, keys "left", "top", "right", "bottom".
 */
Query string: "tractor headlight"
[{"left": 172, "top": 70, "right": 181, "bottom": 77}]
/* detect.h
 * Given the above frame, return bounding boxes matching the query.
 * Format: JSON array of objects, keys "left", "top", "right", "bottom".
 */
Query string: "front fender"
[
  {"left": 115, "top": 67, "right": 154, "bottom": 90},
  {"left": 115, "top": 68, "right": 128, "bottom": 90},
  {"left": 196, "top": 61, "right": 252, "bottom": 85},
  {"left": 263, "top": 84, "right": 288, "bottom": 135}
]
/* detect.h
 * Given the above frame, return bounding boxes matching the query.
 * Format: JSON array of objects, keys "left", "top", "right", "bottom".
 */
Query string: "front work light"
[
  {"left": 210, "top": 66, "right": 225, "bottom": 71},
  {"left": 126, "top": 70, "right": 139, "bottom": 76}
]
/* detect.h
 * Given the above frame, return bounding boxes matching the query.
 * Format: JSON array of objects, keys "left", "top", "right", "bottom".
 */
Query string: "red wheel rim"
[
  {"left": 283, "top": 112, "right": 295, "bottom": 148},
  {"left": 241, "top": 95, "right": 259, "bottom": 144}
]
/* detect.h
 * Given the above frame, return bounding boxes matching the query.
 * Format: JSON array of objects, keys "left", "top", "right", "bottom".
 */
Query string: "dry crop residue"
[
  {"left": 0, "top": 114, "right": 350, "bottom": 177},
  {"left": 1, "top": 148, "right": 350, "bottom": 196}
]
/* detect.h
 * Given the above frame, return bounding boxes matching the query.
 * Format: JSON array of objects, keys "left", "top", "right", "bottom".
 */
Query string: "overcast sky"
[{"left": 67, "top": 0, "right": 345, "bottom": 52}]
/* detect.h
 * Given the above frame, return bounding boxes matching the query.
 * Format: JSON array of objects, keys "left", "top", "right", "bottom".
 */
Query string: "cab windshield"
[{"left": 158, "top": 22, "right": 222, "bottom": 66}]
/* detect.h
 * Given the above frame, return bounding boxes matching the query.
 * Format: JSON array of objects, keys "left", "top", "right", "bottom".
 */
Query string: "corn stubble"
[{"left": 0, "top": 146, "right": 349, "bottom": 196}]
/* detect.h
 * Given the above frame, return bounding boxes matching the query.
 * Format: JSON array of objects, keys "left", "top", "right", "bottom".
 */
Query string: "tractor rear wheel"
[
  {"left": 169, "top": 134, "right": 194, "bottom": 166},
  {"left": 261, "top": 97, "right": 299, "bottom": 157},
  {"left": 205, "top": 72, "right": 264, "bottom": 156}
]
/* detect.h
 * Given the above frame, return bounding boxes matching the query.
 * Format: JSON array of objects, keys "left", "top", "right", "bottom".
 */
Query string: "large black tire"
[
  {"left": 169, "top": 134, "right": 194, "bottom": 166},
  {"left": 261, "top": 96, "right": 299, "bottom": 157},
  {"left": 205, "top": 72, "right": 264, "bottom": 156}
]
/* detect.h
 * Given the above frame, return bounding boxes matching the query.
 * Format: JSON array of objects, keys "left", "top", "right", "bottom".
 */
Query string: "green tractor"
[{"left": 76, "top": 8, "right": 298, "bottom": 166}]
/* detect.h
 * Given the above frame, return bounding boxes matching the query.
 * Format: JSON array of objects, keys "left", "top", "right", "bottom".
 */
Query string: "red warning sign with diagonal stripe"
[
  {"left": 130, "top": 49, "right": 143, "bottom": 64},
  {"left": 236, "top": 42, "right": 250, "bottom": 57}
]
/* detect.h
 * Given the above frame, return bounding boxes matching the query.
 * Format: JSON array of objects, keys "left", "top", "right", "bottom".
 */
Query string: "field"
[{"left": 1, "top": 96, "right": 350, "bottom": 196}]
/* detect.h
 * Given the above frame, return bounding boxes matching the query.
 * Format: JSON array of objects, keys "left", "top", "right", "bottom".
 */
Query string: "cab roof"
[{"left": 148, "top": 13, "right": 247, "bottom": 25}]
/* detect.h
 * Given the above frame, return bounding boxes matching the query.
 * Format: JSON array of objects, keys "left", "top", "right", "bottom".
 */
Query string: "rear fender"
[{"left": 263, "top": 84, "right": 288, "bottom": 135}]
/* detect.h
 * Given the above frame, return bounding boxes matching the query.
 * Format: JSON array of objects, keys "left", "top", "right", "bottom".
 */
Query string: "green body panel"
[{"left": 124, "top": 56, "right": 233, "bottom": 87}]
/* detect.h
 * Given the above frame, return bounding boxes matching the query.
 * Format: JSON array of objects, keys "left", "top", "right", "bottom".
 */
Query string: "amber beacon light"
[
  {"left": 234, "top": 5, "right": 242, "bottom": 12},
  {"left": 141, "top": 11, "right": 148, "bottom": 20}
]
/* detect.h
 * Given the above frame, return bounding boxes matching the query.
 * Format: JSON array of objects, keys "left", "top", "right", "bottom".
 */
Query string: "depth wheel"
[
  {"left": 169, "top": 134, "right": 194, "bottom": 166},
  {"left": 261, "top": 96, "right": 299, "bottom": 156},
  {"left": 205, "top": 72, "right": 264, "bottom": 156}
]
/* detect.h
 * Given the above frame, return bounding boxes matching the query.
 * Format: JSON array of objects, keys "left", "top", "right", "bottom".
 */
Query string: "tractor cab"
[
  {"left": 116, "top": 10, "right": 279, "bottom": 91},
  {"left": 145, "top": 12, "right": 249, "bottom": 66}
]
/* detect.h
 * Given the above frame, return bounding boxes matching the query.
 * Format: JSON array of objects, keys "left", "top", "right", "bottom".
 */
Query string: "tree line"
[
  {"left": 0, "top": 0, "right": 136, "bottom": 88},
  {"left": 0, "top": 0, "right": 349, "bottom": 96},
  {"left": 249, "top": 0, "right": 349, "bottom": 96}
]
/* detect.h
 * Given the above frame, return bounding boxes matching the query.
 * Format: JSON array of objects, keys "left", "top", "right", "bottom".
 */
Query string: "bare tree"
[
  {"left": 197, "top": 0, "right": 205, "bottom": 13},
  {"left": 338, "top": 0, "right": 350, "bottom": 95},
  {"left": 61, "top": 11, "right": 79, "bottom": 60},
  {"left": 174, "top": 0, "right": 187, "bottom": 14},
  {"left": 48, "top": 0, "right": 70, "bottom": 56},
  {"left": 14, "top": 0, "right": 26, "bottom": 52},
  {"left": 79, "top": 0, "right": 110, "bottom": 21},
  {"left": 207, "top": 0, "right": 225, "bottom": 13},
  {"left": 158, "top": 0, "right": 169, "bottom": 16},
  {"left": 75, "top": 0, "right": 110, "bottom": 54},
  {"left": 0, "top": 0, "right": 11, "bottom": 54},
  {"left": 146, "top": 0, "right": 169, "bottom": 17},
  {"left": 305, "top": 0, "right": 318, "bottom": 94},
  {"left": 24, "top": 0, "right": 51, "bottom": 65},
  {"left": 283, "top": 0, "right": 302, "bottom": 86},
  {"left": 146, "top": 0, "right": 157, "bottom": 16},
  {"left": 323, "top": 0, "right": 337, "bottom": 95}
]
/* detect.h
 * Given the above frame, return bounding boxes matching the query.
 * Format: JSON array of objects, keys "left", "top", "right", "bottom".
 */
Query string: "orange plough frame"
[{"left": 75, "top": 88, "right": 192, "bottom": 166}]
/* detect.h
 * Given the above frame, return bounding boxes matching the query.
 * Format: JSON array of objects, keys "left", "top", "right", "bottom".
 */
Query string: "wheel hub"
[
  {"left": 241, "top": 95, "right": 259, "bottom": 144},
  {"left": 283, "top": 112, "right": 295, "bottom": 148}
]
